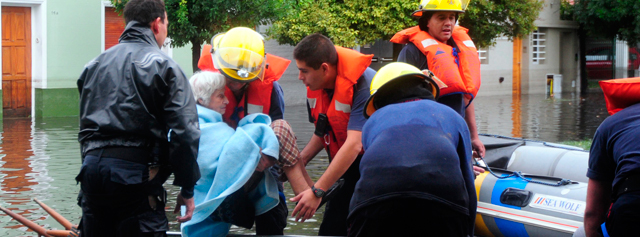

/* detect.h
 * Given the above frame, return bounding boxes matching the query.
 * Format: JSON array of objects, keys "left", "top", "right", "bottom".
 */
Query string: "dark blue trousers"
[{"left": 77, "top": 154, "right": 167, "bottom": 237}]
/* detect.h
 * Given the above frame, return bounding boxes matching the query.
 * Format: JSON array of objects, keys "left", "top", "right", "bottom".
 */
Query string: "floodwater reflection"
[{"left": 0, "top": 92, "right": 609, "bottom": 236}]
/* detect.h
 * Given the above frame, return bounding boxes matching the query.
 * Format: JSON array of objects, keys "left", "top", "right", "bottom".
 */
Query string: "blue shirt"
[
  {"left": 306, "top": 67, "right": 376, "bottom": 131},
  {"left": 588, "top": 102, "right": 640, "bottom": 190},
  {"left": 350, "top": 99, "right": 476, "bottom": 233},
  {"left": 397, "top": 42, "right": 466, "bottom": 117},
  {"left": 269, "top": 81, "right": 285, "bottom": 120}
]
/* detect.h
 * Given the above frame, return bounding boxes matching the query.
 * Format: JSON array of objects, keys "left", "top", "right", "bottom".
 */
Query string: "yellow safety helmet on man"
[
  {"left": 364, "top": 62, "right": 440, "bottom": 118},
  {"left": 412, "top": 0, "right": 470, "bottom": 18},
  {"left": 211, "top": 27, "right": 266, "bottom": 83}
]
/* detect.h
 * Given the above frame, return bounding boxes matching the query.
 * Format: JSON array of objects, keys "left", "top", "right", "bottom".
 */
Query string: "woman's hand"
[{"left": 255, "top": 153, "right": 276, "bottom": 172}]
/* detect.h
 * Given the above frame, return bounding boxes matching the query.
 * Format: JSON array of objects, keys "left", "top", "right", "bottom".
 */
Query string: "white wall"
[{"left": 478, "top": 37, "right": 514, "bottom": 96}]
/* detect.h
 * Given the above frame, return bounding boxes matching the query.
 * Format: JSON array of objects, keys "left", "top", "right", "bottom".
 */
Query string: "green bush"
[{"left": 560, "top": 140, "right": 592, "bottom": 150}]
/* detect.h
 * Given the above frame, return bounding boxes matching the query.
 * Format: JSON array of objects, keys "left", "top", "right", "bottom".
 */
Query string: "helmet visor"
[{"left": 213, "top": 47, "right": 266, "bottom": 82}]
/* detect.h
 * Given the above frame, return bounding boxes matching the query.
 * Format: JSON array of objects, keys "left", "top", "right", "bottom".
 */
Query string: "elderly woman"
[{"left": 180, "top": 71, "right": 281, "bottom": 237}]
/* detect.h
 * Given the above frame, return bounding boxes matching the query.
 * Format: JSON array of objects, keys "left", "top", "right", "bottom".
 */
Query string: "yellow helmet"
[
  {"left": 210, "top": 32, "right": 224, "bottom": 53},
  {"left": 412, "top": 0, "right": 470, "bottom": 18},
  {"left": 364, "top": 62, "right": 440, "bottom": 118},
  {"left": 211, "top": 27, "right": 266, "bottom": 82}
]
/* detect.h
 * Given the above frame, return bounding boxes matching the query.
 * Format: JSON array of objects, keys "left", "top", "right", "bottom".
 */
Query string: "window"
[
  {"left": 531, "top": 29, "right": 546, "bottom": 64},
  {"left": 478, "top": 48, "right": 488, "bottom": 64}
]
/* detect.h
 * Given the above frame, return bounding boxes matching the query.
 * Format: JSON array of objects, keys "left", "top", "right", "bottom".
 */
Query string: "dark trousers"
[
  {"left": 210, "top": 171, "right": 288, "bottom": 234},
  {"left": 255, "top": 193, "right": 288, "bottom": 235},
  {"left": 318, "top": 156, "right": 361, "bottom": 236},
  {"left": 605, "top": 191, "right": 640, "bottom": 237},
  {"left": 77, "top": 154, "right": 168, "bottom": 237},
  {"left": 347, "top": 198, "right": 470, "bottom": 237}
]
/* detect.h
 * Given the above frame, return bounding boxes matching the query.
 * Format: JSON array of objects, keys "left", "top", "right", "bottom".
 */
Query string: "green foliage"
[
  {"left": 268, "top": 0, "right": 416, "bottom": 47},
  {"left": 560, "top": 0, "right": 574, "bottom": 21},
  {"left": 269, "top": 0, "right": 543, "bottom": 48},
  {"left": 573, "top": 0, "right": 640, "bottom": 46},
  {"left": 459, "top": 0, "right": 543, "bottom": 48},
  {"left": 560, "top": 139, "right": 592, "bottom": 150},
  {"left": 111, "top": 0, "right": 293, "bottom": 70}
]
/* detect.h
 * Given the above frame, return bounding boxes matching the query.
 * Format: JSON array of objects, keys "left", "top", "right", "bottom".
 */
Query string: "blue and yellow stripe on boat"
[{"left": 474, "top": 172, "right": 495, "bottom": 237}]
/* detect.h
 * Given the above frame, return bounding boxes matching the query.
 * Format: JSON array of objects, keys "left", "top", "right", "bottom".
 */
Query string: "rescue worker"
[
  {"left": 348, "top": 62, "right": 476, "bottom": 236},
  {"left": 291, "top": 33, "right": 376, "bottom": 236},
  {"left": 393, "top": 0, "right": 486, "bottom": 163},
  {"left": 197, "top": 27, "right": 313, "bottom": 235},
  {"left": 76, "top": 0, "right": 200, "bottom": 236},
  {"left": 584, "top": 80, "right": 640, "bottom": 237}
]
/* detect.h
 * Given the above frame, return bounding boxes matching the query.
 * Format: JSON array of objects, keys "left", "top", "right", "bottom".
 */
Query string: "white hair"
[{"left": 189, "top": 71, "right": 226, "bottom": 105}]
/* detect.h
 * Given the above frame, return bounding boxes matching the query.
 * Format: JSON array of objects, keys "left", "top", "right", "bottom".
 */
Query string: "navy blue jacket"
[
  {"left": 588, "top": 102, "right": 640, "bottom": 191},
  {"left": 349, "top": 99, "right": 476, "bottom": 234}
]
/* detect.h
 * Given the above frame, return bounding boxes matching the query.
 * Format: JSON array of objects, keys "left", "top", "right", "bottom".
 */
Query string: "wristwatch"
[{"left": 311, "top": 185, "right": 326, "bottom": 198}]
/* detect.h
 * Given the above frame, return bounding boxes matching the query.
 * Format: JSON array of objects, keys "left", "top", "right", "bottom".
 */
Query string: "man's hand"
[
  {"left": 473, "top": 166, "right": 485, "bottom": 178},
  {"left": 290, "top": 188, "right": 321, "bottom": 222},
  {"left": 255, "top": 153, "right": 276, "bottom": 172},
  {"left": 471, "top": 137, "right": 486, "bottom": 158},
  {"left": 174, "top": 194, "right": 195, "bottom": 223}
]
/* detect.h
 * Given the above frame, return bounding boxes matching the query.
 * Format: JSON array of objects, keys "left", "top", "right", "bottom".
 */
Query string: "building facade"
[{"left": 0, "top": 0, "right": 195, "bottom": 118}]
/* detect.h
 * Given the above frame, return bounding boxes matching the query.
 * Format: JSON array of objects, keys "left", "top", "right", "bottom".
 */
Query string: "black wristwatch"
[{"left": 311, "top": 185, "right": 326, "bottom": 198}]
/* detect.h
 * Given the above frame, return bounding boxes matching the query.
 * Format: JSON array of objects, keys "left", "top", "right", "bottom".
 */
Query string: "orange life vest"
[
  {"left": 599, "top": 77, "right": 640, "bottom": 115},
  {"left": 307, "top": 46, "right": 372, "bottom": 159},
  {"left": 197, "top": 44, "right": 291, "bottom": 128},
  {"left": 197, "top": 44, "right": 218, "bottom": 72},
  {"left": 391, "top": 26, "right": 481, "bottom": 100}
]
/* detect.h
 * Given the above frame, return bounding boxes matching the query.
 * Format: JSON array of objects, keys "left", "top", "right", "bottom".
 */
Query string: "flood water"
[{"left": 0, "top": 92, "right": 608, "bottom": 236}]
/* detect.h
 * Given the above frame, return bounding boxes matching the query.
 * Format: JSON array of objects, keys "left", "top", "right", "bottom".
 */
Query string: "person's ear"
[
  {"left": 150, "top": 17, "right": 161, "bottom": 34},
  {"left": 321, "top": 63, "right": 329, "bottom": 74},
  {"left": 197, "top": 98, "right": 204, "bottom": 105}
]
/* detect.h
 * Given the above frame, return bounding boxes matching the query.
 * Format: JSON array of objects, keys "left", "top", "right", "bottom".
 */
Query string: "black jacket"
[{"left": 77, "top": 21, "right": 200, "bottom": 189}]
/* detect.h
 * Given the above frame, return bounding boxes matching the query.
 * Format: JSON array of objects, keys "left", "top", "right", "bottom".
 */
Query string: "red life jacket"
[
  {"left": 599, "top": 77, "right": 640, "bottom": 115},
  {"left": 391, "top": 26, "right": 481, "bottom": 100},
  {"left": 197, "top": 44, "right": 291, "bottom": 127},
  {"left": 307, "top": 46, "right": 372, "bottom": 159}
]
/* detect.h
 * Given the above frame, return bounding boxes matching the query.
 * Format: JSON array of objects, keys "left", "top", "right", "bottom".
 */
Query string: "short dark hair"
[
  {"left": 293, "top": 33, "right": 338, "bottom": 70},
  {"left": 418, "top": 12, "right": 434, "bottom": 32},
  {"left": 123, "top": 0, "right": 166, "bottom": 26}
]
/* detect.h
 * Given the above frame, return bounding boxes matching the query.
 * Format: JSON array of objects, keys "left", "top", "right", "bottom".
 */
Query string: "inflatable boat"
[{"left": 475, "top": 134, "right": 589, "bottom": 237}]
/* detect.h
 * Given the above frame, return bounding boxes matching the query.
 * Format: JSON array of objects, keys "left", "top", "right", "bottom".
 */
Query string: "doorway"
[{"left": 1, "top": 6, "right": 31, "bottom": 117}]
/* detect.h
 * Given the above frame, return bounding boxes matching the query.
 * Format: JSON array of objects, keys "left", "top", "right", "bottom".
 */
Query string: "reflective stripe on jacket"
[
  {"left": 391, "top": 26, "right": 481, "bottom": 100},
  {"left": 307, "top": 46, "right": 372, "bottom": 159}
]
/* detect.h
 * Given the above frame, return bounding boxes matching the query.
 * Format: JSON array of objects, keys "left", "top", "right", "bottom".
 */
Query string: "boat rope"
[
  {"left": 478, "top": 156, "right": 575, "bottom": 187},
  {"left": 479, "top": 133, "right": 587, "bottom": 152}
]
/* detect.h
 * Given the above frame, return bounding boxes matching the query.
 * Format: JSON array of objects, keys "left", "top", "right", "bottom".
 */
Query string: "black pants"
[
  {"left": 255, "top": 193, "right": 288, "bottom": 235},
  {"left": 77, "top": 154, "right": 168, "bottom": 237},
  {"left": 348, "top": 198, "right": 470, "bottom": 237},
  {"left": 211, "top": 171, "right": 288, "bottom": 234},
  {"left": 605, "top": 191, "right": 640, "bottom": 237},
  {"left": 318, "top": 156, "right": 361, "bottom": 236}
]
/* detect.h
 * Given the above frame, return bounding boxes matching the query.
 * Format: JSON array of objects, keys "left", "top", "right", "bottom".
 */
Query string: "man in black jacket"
[{"left": 76, "top": 0, "right": 200, "bottom": 236}]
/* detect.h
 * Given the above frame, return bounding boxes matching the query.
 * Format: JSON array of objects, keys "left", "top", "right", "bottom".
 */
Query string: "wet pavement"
[{"left": 0, "top": 92, "right": 608, "bottom": 236}]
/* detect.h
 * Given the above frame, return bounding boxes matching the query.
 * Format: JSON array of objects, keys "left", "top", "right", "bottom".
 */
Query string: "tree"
[
  {"left": 573, "top": 0, "right": 640, "bottom": 46},
  {"left": 268, "top": 0, "right": 543, "bottom": 49},
  {"left": 460, "top": 0, "right": 543, "bottom": 48},
  {"left": 111, "top": 0, "right": 293, "bottom": 72},
  {"left": 268, "top": 0, "right": 416, "bottom": 48}
]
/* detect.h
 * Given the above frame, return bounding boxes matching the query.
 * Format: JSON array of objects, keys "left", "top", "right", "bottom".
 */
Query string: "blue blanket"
[{"left": 181, "top": 105, "right": 280, "bottom": 237}]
